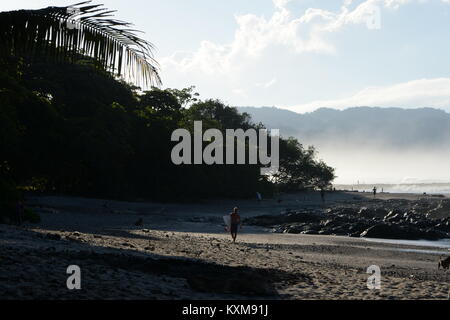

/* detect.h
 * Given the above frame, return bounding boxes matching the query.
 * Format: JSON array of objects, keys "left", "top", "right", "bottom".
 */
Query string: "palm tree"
[{"left": 0, "top": 1, "right": 161, "bottom": 88}]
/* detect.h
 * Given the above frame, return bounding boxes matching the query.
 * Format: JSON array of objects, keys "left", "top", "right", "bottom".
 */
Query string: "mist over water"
[
  {"left": 327, "top": 144, "right": 450, "bottom": 194},
  {"left": 316, "top": 145, "right": 450, "bottom": 187},
  {"left": 238, "top": 107, "right": 450, "bottom": 189}
]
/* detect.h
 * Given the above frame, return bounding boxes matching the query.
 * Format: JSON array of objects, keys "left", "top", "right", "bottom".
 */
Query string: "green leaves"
[
  {"left": 0, "top": 1, "right": 160, "bottom": 88},
  {"left": 274, "top": 137, "right": 335, "bottom": 191}
]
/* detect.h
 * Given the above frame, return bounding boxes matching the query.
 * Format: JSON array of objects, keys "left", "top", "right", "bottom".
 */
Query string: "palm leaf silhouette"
[{"left": 0, "top": 1, "right": 161, "bottom": 87}]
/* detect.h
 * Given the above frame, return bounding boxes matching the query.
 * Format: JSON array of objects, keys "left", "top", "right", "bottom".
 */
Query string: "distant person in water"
[
  {"left": 320, "top": 188, "right": 325, "bottom": 203},
  {"left": 373, "top": 187, "right": 377, "bottom": 198},
  {"left": 230, "top": 207, "right": 241, "bottom": 243}
]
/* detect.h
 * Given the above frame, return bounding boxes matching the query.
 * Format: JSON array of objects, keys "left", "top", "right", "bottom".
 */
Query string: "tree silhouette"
[{"left": 0, "top": 1, "right": 160, "bottom": 88}]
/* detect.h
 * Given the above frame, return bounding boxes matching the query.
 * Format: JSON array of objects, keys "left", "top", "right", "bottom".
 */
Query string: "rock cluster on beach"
[{"left": 245, "top": 199, "right": 450, "bottom": 241}]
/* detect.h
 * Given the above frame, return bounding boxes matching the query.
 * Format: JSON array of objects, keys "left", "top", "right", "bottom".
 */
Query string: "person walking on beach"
[
  {"left": 230, "top": 207, "right": 241, "bottom": 243},
  {"left": 320, "top": 188, "right": 325, "bottom": 203},
  {"left": 373, "top": 187, "right": 377, "bottom": 198}
]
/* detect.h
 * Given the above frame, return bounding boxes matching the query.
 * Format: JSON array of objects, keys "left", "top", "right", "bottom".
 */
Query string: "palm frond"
[{"left": 0, "top": 1, "right": 161, "bottom": 88}]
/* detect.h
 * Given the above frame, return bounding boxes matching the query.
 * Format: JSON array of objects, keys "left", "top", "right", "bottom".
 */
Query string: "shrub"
[
  {"left": 23, "top": 208, "right": 40, "bottom": 224},
  {"left": 0, "top": 178, "right": 40, "bottom": 225},
  {"left": 0, "top": 178, "right": 19, "bottom": 224}
]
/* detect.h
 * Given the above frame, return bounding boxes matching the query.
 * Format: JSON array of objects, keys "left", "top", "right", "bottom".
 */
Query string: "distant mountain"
[{"left": 237, "top": 106, "right": 450, "bottom": 149}]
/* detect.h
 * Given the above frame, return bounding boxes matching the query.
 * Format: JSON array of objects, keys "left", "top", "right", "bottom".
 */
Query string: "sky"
[{"left": 3, "top": 0, "right": 450, "bottom": 113}]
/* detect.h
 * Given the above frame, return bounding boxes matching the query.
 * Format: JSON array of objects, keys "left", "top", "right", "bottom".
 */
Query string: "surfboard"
[{"left": 223, "top": 215, "right": 231, "bottom": 231}]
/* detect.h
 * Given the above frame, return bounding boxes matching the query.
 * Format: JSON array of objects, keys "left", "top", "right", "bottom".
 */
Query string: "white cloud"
[
  {"left": 284, "top": 78, "right": 450, "bottom": 113},
  {"left": 161, "top": 0, "right": 418, "bottom": 78},
  {"left": 273, "top": 0, "right": 292, "bottom": 9},
  {"left": 160, "top": 0, "right": 450, "bottom": 109},
  {"left": 255, "top": 78, "right": 278, "bottom": 88},
  {"left": 232, "top": 88, "right": 247, "bottom": 97}
]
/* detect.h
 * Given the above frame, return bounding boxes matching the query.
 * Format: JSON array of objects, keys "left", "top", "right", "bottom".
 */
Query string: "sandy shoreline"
[{"left": 1, "top": 192, "right": 449, "bottom": 300}]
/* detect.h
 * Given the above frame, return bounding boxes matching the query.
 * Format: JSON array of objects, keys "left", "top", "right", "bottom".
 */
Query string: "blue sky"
[{"left": 3, "top": 0, "right": 450, "bottom": 113}]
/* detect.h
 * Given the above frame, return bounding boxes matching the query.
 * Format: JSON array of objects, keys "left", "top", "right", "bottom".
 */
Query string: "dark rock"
[
  {"left": 45, "top": 233, "right": 61, "bottom": 241},
  {"left": 321, "top": 219, "right": 335, "bottom": 227},
  {"left": 300, "top": 230, "right": 319, "bottom": 235},
  {"left": 245, "top": 212, "right": 321, "bottom": 227},
  {"left": 360, "top": 224, "right": 402, "bottom": 239},
  {"left": 360, "top": 223, "right": 444, "bottom": 240},
  {"left": 246, "top": 199, "right": 448, "bottom": 241},
  {"left": 327, "top": 208, "right": 358, "bottom": 216},
  {"left": 383, "top": 209, "right": 403, "bottom": 221},
  {"left": 423, "top": 229, "right": 448, "bottom": 240},
  {"left": 426, "top": 200, "right": 450, "bottom": 219},
  {"left": 358, "top": 208, "right": 388, "bottom": 219},
  {"left": 434, "top": 218, "right": 450, "bottom": 233},
  {"left": 285, "top": 223, "right": 321, "bottom": 234},
  {"left": 66, "top": 236, "right": 83, "bottom": 242},
  {"left": 122, "top": 242, "right": 135, "bottom": 248},
  {"left": 384, "top": 213, "right": 402, "bottom": 223},
  {"left": 347, "top": 222, "right": 370, "bottom": 235}
]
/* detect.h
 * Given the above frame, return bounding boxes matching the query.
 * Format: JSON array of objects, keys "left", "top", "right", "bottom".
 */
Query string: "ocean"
[{"left": 334, "top": 183, "right": 450, "bottom": 195}]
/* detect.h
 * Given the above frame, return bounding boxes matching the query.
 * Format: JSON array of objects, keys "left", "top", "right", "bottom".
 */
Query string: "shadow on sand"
[{"left": 0, "top": 226, "right": 312, "bottom": 299}]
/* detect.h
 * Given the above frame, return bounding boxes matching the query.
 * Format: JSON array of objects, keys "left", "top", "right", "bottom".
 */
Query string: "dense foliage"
[
  {"left": 0, "top": 2, "right": 334, "bottom": 228},
  {"left": 0, "top": 58, "right": 334, "bottom": 205}
]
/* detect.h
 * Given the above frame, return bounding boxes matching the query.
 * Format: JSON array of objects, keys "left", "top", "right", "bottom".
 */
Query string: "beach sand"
[{"left": 0, "top": 192, "right": 449, "bottom": 300}]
